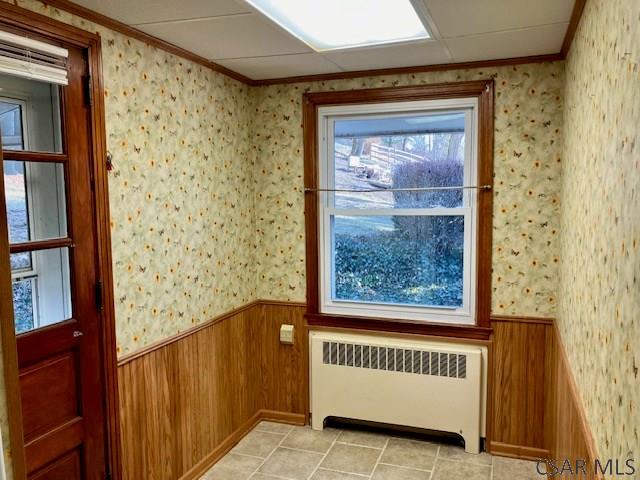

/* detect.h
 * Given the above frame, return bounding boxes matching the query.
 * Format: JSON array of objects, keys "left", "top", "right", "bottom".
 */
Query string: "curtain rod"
[{"left": 304, "top": 185, "right": 492, "bottom": 193}]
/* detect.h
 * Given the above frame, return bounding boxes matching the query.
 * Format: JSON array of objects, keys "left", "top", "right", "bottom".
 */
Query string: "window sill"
[{"left": 305, "top": 312, "right": 492, "bottom": 341}]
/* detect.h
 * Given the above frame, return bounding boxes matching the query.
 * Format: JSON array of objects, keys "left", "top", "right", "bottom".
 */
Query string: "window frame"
[
  {"left": 318, "top": 98, "right": 478, "bottom": 324},
  {"left": 303, "top": 80, "right": 494, "bottom": 339}
]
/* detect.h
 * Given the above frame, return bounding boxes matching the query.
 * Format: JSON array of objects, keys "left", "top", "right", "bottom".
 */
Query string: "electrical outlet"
[{"left": 280, "top": 324, "right": 295, "bottom": 344}]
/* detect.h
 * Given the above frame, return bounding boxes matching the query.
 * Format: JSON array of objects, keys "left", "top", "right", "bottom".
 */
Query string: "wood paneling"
[
  {"left": 117, "top": 301, "right": 307, "bottom": 480},
  {"left": 117, "top": 302, "right": 600, "bottom": 478},
  {"left": 489, "top": 315, "right": 599, "bottom": 476},
  {"left": 546, "top": 322, "right": 599, "bottom": 479},
  {"left": 489, "top": 317, "right": 551, "bottom": 459}
]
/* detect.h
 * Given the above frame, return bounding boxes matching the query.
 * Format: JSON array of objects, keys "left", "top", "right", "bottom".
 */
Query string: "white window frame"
[
  {"left": 2, "top": 90, "right": 70, "bottom": 331},
  {"left": 318, "top": 97, "right": 479, "bottom": 325},
  {"left": 2, "top": 96, "right": 40, "bottom": 327}
]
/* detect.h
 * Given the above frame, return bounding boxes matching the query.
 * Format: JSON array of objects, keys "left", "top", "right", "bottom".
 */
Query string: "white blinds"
[{"left": 0, "top": 30, "right": 68, "bottom": 85}]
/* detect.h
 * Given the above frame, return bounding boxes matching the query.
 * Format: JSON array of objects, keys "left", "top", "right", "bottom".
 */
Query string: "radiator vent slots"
[{"left": 322, "top": 341, "right": 467, "bottom": 379}]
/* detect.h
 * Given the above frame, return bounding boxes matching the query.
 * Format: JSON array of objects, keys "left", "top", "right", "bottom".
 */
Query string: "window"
[
  {"left": 305, "top": 82, "right": 493, "bottom": 331},
  {"left": 1, "top": 82, "right": 70, "bottom": 334}
]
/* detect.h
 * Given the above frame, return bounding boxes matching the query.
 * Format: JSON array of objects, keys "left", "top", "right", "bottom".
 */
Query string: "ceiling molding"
[
  {"left": 251, "top": 53, "right": 564, "bottom": 86},
  {"left": 38, "top": 0, "right": 254, "bottom": 84},
  {"left": 39, "top": 0, "right": 577, "bottom": 86},
  {"left": 560, "top": 0, "right": 587, "bottom": 57}
]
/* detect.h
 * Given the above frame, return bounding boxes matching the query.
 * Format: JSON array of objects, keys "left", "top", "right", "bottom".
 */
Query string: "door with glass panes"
[{"left": 0, "top": 43, "right": 107, "bottom": 479}]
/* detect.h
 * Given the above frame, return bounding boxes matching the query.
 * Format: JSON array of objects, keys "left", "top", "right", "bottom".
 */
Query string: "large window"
[
  {"left": 319, "top": 100, "right": 477, "bottom": 323},
  {"left": 305, "top": 82, "right": 493, "bottom": 330}
]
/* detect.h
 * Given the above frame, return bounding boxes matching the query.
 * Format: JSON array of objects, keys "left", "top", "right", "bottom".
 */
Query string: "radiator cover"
[{"left": 310, "top": 331, "right": 486, "bottom": 454}]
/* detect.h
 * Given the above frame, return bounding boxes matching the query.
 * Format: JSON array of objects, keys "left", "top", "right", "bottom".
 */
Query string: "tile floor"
[{"left": 201, "top": 421, "right": 542, "bottom": 480}]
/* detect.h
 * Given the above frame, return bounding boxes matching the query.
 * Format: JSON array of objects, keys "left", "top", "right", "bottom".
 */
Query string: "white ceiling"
[{"left": 73, "top": 0, "right": 575, "bottom": 80}]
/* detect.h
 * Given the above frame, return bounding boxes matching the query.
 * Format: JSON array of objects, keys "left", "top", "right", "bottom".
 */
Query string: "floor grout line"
[
  {"left": 316, "top": 466, "right": 370, "bottom": 478},
  {"left": 305, "top": 428, "right": 342, "bottom": 480},
  {"left": 207, "top": 422, "right": 515, "bottom": 480},
  {"left": 428, "top": 445, "right": 440, "bottom": 480},
  {"left": 334, "top": 441, "right": 384, "bottom": 450},
  {"left": 378, "top": 462, "right": 433, "bottom": 473},
  {"left": 369, "top": 436, "right": 390, "bottom": 478},
  {"left": 246, "top": 425, "right": 292, "bottom": 480}
]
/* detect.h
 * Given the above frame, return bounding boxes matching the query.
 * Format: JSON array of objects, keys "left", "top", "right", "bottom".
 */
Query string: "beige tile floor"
[{"left": 201, "top": 421, "right": 542, "bottom": 480}]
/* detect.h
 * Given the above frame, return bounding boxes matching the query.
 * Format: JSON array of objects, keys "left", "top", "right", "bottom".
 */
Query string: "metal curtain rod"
[{"left": 304, "top": 185, "right": 492, "bottom": 193}]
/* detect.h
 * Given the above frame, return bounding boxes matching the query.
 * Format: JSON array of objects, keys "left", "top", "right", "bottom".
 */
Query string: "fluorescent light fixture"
[{"left": 244, "top": 0, "right": 430, "bottom": 51}]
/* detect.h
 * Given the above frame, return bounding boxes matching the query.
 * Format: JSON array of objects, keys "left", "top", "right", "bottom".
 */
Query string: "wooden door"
[{"left": 0, "top": 45, "right": 107, "bottom": 479}]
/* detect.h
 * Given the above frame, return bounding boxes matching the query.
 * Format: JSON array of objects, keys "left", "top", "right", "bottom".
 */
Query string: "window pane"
[
  {"left": 0, "top": 73, "right": 63, "bottom": 152},
  {"left": 12, "top": 247, "right": 72, "bottom": 334},
  {"left": 3, "top": 160, "right": 67, "bottom": 243},
  {"left": 0, "top": 100, "right": 25, "bottom": 150},
  {"left": 332, "top": 215, "right": 464, "bottom": 307},
  {"left": 12, "top": 278, "right": 34, "bottom": 334},
  {"left": 333, "top": 112, "right": 465, "bottom": 209}
]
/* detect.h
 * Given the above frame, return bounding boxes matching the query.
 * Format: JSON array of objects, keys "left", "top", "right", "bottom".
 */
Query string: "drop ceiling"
[{"left": 71, "top": 0, "right": 575, "bottom": 80}]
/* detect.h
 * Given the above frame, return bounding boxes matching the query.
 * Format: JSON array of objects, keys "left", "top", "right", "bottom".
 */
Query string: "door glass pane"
[
  {"left": 12, "top": 247, "right": 72, "bottom": 334},
  {"left": 333, "top": 111, "right": 466, "bottom": 209},
  {"left": 3, "top": 160, "right": 67, "bottom": 242},
  {"left": 331, "top": 214, "right": 464, "bottom": 308},
  {"left": 0, "top": 73, "right": 63, "bottom": 153}
]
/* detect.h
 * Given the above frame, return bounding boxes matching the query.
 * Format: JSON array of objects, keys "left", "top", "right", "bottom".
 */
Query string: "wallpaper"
[
  {"left": 251, "top": 62, "right": 566, "bottom": 317},
  {"left": 2, "top": 0, "right": 257, "bottom": 358},
  {"left": 559, "top": 0, "right": 639, "bottom": 464},
  {"left": 0, "top": 0, "right": 258, "bottom": 472}
]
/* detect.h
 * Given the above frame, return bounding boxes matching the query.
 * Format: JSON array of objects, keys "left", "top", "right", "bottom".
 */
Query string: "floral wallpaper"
[
  {"left": 0, "top": 0, "right": 257, "bottom": 358},
  {"left": 559, "top": 0, "right": 639, "bottom": 464},
  {"left": 0, "top": 1, "right": 257, "bottom": 473},
  {"left": 251, "top": 62, "right": 565, "bottom": 317}
]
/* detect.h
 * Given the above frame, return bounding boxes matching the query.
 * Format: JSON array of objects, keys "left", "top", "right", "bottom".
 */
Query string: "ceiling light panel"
[{"left": 244, "top": 0, "right": 430, "bottom": 51}]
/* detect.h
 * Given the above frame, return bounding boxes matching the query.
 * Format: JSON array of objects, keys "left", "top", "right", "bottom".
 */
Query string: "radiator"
[{"left": 310, "top": 331, "right": 487, "bottom": 454}]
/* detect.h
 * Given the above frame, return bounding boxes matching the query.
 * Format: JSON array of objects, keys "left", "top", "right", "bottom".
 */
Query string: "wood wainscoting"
[
  {"left": 545, "top": 322, "right": 600, "bottom": 479},
  {"left": 489, "top": 315, "right": 553, "bottom": 460},
  {"left": 117, "top": 300, "right": 307, "bottom": 480},
  {"left": 116, "top": 302, "right": 599, "bottom": 479},
  {"left": 489, "top": 315, "right": 599, "bottom": 477}
]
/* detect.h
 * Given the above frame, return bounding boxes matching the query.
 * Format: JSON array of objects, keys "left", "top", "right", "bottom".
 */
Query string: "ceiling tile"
[
  {"left": 73, "top": 0, "right": 251, "bottom": 25},
  {"left": 323, "top": 40, "right": 451, "bottom": 71},
  {"left": 215, "top": 54, "right": 342, "bottom": 80},
  {"left": 424, "top": 0, "right": 574, "bottom": 37},
  {"left": 137, "top": 14, "right": 312, "bottom": 60},
  {"left": 444, "top": 23, "right": 568, "bottom": 62}
]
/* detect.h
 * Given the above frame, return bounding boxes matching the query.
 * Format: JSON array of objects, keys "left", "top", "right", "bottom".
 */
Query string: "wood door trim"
[
  {"left": 0, "top": 5, "right": 122, "bottom": 479},
  {"left": 1, "top": 151, "right": 68, "bottom": 163},
  {"left": 9, "top": 237, "right": 74, "bottom": 254}
]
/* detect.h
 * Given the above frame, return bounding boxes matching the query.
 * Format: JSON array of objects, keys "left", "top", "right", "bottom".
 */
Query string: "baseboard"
[
  {"left": 259, "top": 410, "right": 307, "bottom": 426},
  {"left": 178, "top": 410, "right": 306, "bottom": 480},
  {"left": 489, "top": 441, "right": 550, "bottom": 461}
]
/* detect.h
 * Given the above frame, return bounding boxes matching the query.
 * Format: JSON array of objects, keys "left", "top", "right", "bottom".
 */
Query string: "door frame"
[{"left": 0, "top": 3, "right": 121, "bottom": 479}]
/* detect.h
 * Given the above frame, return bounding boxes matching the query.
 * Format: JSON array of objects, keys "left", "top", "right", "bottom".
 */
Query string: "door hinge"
[
  {"left": 95, "top": 280, "right": 104, "bottom": 311},
  {"left": 84, "top": 75, "right": 93, "bottom": 106}
]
